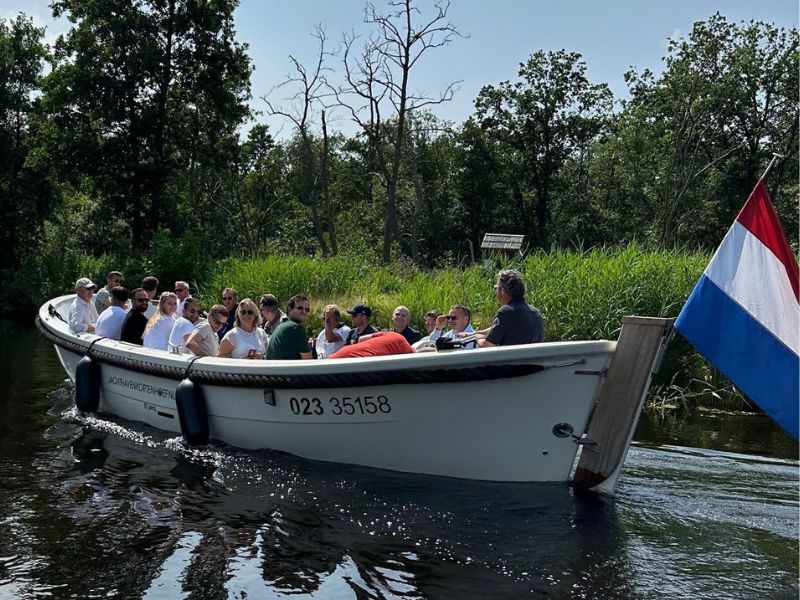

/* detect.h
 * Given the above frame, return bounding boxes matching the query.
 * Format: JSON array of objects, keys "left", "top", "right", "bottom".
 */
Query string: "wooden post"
[{"left": 572, "top": 316, "right": 675, "bottom": 494}]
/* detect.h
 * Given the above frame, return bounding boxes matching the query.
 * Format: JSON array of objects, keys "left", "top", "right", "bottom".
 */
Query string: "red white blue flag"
[{"left": 675, "top": 180, "right": 799, "bottom": 440}]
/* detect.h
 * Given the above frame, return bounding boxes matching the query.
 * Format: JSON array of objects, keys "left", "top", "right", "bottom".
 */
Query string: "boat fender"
[
  {"left": 75, "top": 355, "right": 101, "bottom": 413},
  {"left": 175, "top": 378, "right": 209, "bottom": 446}
]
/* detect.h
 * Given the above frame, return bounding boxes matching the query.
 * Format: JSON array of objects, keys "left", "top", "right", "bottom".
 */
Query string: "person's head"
[
  {"left": 74, "top": 277, "right": 95, "bottom": 302},
  {"left": 206, "top": 304, "right": 229, "bottom": 334},
  {"left": 424, "top": 309, "right": 439, "bottom": 334},
  {"left": 347, "top": 303, "right": 372, "bottom": 330},
  {"left": 131, "top": 288, "right": 149, "bottom": 313},
  {"left": 495, "top": 269, "right": 525, "bottom": 304},
  {"left": 182, "top": 297, "right": 201, "bottom": 323},
  {"left": 141, "top": 276, "right": 159, "bottom": 299},
  {"left": 106, "top": 271, "right": 124, "bottom": 288},
  {"left": 259, "top": 294, "right": 281, "bottom": 320},
  {"left": 392, "top": 305, "right": 411, "bottom": 332},
  {"left": 287, "top": 294, "right": 310, "bottom": 324},
  {"left": 109, "top": 286, "right": 129, "bottom": 307},
  {"left": 158, "top": 291, "right": 178, "bottom": 316},
  {"left": 321, "top": 304, "right": 342, "bottom": 327},
  {"left": 222, "top": 288, "right": 238, "bottom": 312},
  {"left": 447, "top": 304, "right": 471, "bottom": 334},
  {"left": 174, "top": 281, "right": 190, "bottom": 300},
  {"left": 235, "top": 298, "right": 261, "bottom": 330}
]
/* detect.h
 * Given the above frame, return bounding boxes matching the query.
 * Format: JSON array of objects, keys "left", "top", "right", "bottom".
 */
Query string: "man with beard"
[{"left": 120, "top": 288, "right": 150, "bottom": 345}]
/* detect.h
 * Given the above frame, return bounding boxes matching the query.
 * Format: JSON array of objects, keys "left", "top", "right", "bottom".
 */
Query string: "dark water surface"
[{"left": 1, "top": 320, "right": 797, "bottom": 599}]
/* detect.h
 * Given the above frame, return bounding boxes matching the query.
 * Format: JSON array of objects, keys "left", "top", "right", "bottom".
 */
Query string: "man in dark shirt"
[
  {"left": 345, "top": 303, "right": 376, "bottom": 345},
  {"left": 120, "top": 287, "right": 150, "bottom": 345},
  {"left": 266, "top": 294, "right": 313, "bottom": 360},
  {"left": 477, "top": 270, "right": 544, "bottom": 347},
  {"left": 390, "top": 305, "right": 422, "bottom": 344}
]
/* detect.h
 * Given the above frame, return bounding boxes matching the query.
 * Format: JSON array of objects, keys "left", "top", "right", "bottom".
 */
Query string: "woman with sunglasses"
[
  {"left": 186, "top": 304, "right": 229, "bottom": 357},
  {"left": 143, "top": 292, "right": 179, "bottom": 351},
  {"left": 218, "top": 298, "right": 269, "bottom": 359}
]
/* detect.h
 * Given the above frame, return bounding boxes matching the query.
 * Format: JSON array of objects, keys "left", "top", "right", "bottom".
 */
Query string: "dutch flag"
[{"left": 675, "top": 179, "right": 799, "bottom": 440}]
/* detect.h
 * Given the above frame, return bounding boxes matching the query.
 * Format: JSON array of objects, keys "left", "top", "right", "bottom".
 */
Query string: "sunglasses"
[
  {"left": 223, "top": 296, "right": 235, "bottom": 301},
  {"left": 211, "top": 317, "right": 226, "bottom": 327},
  {"left": 239, "top": 309, "right": 255, "bottom": 316},
  {"left": 295, "top": 307, "right": 310, "bottom": 313},
  {"left": 446, "top": 315, "right": 458, "bottom": 320}
]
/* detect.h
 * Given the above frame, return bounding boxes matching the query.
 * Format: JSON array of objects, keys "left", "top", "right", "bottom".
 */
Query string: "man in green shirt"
[{"left": 266, "top": 294, "right": 313, "bottom": 360}]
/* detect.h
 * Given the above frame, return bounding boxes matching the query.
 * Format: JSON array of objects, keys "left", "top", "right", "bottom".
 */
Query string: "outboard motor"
[
  {"left": 75, "top": 355, "right": 101, "bottom": 413},
  {"left": 175, "top": 378, "right": 209, "bottom": 446}
]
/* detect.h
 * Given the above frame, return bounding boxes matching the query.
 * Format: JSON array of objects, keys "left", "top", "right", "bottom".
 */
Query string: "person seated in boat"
[
  {"left": 69, "top": 277, "right": 99, "bottom": 334},
  {"left": 476, "top": 269, "right": 545, "bottom": 347},
  {"left": 389, "top": 305, "right": 422, "bottom": 344},
  {"left": 218, "top": 298, "right": 269, "bottom": 359},
  {"left": 424, "top": 309, "right": 439, "bottom": 335},
  {"left": 218, "top": 287, "right": 238, "bottom": 340},
  {"left": 168, "top": 297, "right": 201, "bottom": 354},
  {"left": 345, "top": 304, "right": 376, "bottom": 345},
  {"left": 94, "top": 271, "right": 124, "bottom": 314},
  {"left": 313, "top": 304, "right": 350, "bottom": 359},
  {"left": 120, "top": 288, "right": 150, "bottom": 344},
  {"left": 141, "top": 276, "right": 159, "bottom": 300},
  {"left": 174, "top": 281, "right": 191, "bottom": 313},
  {"left": 429, "top": 304, "right": 476, "bottom": 349},
  {"left": 266, "top": 295, "right": 313, "bottom": 360},
  {"left": 94, "top": 286, "right": 129, "bottom": 340},
  {"left": 185, "top": 304, "right": 229, "bottom": 357},
  {"left": 259, "top": 294, "right": 288, "bottom": 335},
  {"left": 142, "top": 292, "right": 178, "bottom": 351},
  {"left": 329, "top": 331, "right": 414, "bottom": 358}
]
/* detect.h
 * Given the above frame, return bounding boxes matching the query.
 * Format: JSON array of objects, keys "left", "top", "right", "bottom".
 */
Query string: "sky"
[{"left": 2, "top": 0, "right": 797, "bottom": 137}]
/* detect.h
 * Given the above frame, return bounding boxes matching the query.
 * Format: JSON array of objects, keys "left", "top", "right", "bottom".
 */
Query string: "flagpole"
[{"left": 759, "top": 153, "right": 784, "bottom": 182}]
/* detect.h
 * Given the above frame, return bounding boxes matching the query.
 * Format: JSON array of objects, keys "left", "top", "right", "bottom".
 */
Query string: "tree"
[
  {"left": 335, "top": 0, "right": 463, "bottom": 263},
  {"left": 41, "top": 0, "right": 252, "bottom": 248},
  {"left": 475, "top": 50, "right": 613, "bottom": 248},
  {"left": 0, "top": 15, "right": 55, "bottom": 273}
]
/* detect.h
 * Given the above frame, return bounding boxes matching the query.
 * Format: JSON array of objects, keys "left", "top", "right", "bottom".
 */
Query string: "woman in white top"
[
  {"left": 143, "top": 292, "right": 178, "bottom": 351},
  {"left": 218, "top": 298, "right": 269, "bottom": 359}
]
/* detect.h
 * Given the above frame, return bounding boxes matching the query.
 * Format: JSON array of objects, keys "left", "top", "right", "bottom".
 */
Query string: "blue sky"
[{"left": 2, "top": 0, "right": 797, "bottom": 137}]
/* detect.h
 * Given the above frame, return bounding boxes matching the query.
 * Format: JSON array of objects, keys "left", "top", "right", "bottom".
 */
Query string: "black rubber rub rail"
[{"left": 37, "top": 316, "right": 545, "bottom": 389}]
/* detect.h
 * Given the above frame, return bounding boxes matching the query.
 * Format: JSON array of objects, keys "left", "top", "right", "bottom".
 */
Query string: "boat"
[{"left": 36, "top": 294, "right": 673, "bottom": 490}]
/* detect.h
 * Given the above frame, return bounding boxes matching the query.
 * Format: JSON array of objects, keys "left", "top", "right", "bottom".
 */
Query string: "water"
[{"left": 1, "top": 319, "right": 797, "bottom": 599}]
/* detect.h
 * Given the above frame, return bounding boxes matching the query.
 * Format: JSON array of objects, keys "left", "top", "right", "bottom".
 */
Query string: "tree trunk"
[{"left": 321, "top": 111, "right": 337, "bottom": 255}]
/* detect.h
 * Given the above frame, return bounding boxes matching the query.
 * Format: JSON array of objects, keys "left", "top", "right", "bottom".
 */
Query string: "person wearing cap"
[
  {"left": 69, "top": 277, "right": 99, "bottom": 334},
  {"left": 174, "top": 281, "right": 191, "bottom": 313},
  {"left": 94, "top": 271, "right": 124, "bottom": 314},
  {"left": 345, "top": 303, "right": 376, "bottom": 345},
  {"left": 424, "top": 309, "right": 440, "bottom": 335},
  {"left": 259, "top": 294, "right": 288, "bottom": 335},
  {"left": 94, "top": 286, "right": 129, "bottom": 340}
]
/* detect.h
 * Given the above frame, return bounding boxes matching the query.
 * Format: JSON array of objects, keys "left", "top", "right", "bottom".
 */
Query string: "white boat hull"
[{"left": 41, "top": 295, "right": 616, "bottom": 482}]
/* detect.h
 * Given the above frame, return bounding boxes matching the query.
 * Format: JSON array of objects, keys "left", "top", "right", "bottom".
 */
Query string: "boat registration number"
[{"left": 287, "top": 395, "right": 392, "bottom": 416}]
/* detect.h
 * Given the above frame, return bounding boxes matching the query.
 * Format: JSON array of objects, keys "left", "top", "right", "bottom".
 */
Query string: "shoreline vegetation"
[{"left": 24, "top": 243, "right": 754, "bottom": 412}]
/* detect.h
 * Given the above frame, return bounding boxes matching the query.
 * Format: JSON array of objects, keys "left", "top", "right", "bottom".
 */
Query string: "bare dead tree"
[
  {"left": 263, "top": 25, "right": 335, "bottom": 256},
  {"left": 332, "top": 0, "right": 464, "bottom": 263}
]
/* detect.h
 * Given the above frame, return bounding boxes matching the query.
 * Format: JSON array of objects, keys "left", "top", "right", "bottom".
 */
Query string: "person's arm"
[
  {"left": 185, "top": 330, "right": 207, "bottom": 357},
  {"left": 477, "top": 337, "right": 496, "bottom": 348},
  {"left": 217, "top": 338, "right": 234, "bottom": 358}
]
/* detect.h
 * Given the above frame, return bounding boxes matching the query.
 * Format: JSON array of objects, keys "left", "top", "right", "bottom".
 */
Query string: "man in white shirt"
[
  {"left": 174, "top": 281, "right": 191, "bottom": 313},
  {"left": 68, "top": 277, "right": 99, "bottom": 334},
  {"left": 186, "top": 304, "right": 229, "bottom": 357},
  {"left": 314, "top": 305, "right": 350, "bottom": 359},
  {"left": 169, "top": 297, "right": 201, "bottom": 353},
  {"left": 94, "top": 286, "right": 129, "bottom": 339},
  {"left": 429, "top": 304, "right": 476, "bottom": 348}
]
